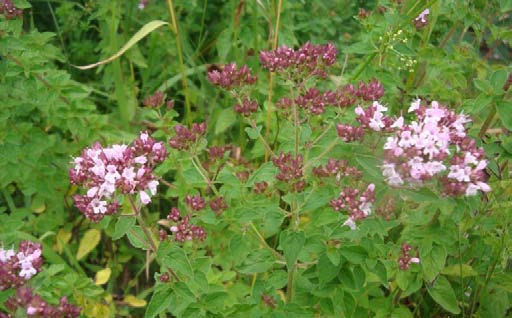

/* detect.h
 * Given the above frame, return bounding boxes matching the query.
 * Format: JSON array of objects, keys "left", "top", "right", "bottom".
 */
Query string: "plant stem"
[
  {"left": 165, "top": 0, "right": 192, "bottom": 124},
  {"left": 249, "top": 222, "right": 284, "bottom": 262},
  {"left": 128, "top": 196, "right": 157, "bottom": 252},
  {"left": 191, "top": 155, "right": 219, "bottom": 196},
  {"left": 458, "top": 225, "right": 465, "bottom": 318},
  {"left": 286, "top": 263, "right": 296, "bottom": 303},
  {"left": 265, "top": 0, "right": 283, "bottom": 161}
]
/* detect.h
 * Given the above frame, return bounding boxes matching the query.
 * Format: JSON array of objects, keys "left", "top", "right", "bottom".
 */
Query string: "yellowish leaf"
[
  {"left": 441, "top": 264, "right": 477, "bottom": 277},
  {"left": 124, "top": 294, "right": 147, "bottom": 307},
  {"left": 31, "top": 195, "right": 46, "bottom": 213},
  {"left": 74, "top": 20, "right": 169, "bottom": 70},
  {"left": 55, "top": 229, "right": 72, "bottom": 254},
  {"left": 76, "top": 229, "right": 101, "bottom": 260},
  {"left": 95, "top": 268, "right": 111, "bottom": 285}
]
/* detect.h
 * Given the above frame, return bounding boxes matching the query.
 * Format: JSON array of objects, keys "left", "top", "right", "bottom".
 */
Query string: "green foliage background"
[{"left": 0, "top": 0, "right": 511, "bottom": 317}]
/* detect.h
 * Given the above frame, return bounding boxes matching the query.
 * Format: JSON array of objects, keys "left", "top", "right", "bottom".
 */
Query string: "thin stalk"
[
  {"left": 265, "top": 0, "right": 283, "bottom": 161},
  {"left": 458, "top": 226, "right": 465, "bottom": 318},
  {"left": 286, "top": 263, "right": 296, "bottom": 303},
  {"left": 478, "top": 107, "right": 496, "bottom": 138},
  {"left": 128, "top": 196, "right": 157, "bottom": 252},
  {"left": 249, "top": 222, "right": 284, "bottom": 262},
  {"left": 247, "top": 118, "right": 276, "bottom": 157},
  {"left": 191, "top": 155, "right": 219, "bottom": 196},
  {"left": 303, "top": 138, "right": 339, "bottom": 171},
  {"left": 165, "top": 0, "right": 192, "bottom": 124}
]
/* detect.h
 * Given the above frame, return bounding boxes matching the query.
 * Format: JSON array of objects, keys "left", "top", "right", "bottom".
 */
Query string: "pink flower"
[{"left": 139, "top": 191, "right": 151, "bottom": 205}]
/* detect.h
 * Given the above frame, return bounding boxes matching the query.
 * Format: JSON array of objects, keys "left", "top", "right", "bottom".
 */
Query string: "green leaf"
[
  {"left": 126, "top": 226, "right": 150, "bottom": 250},
  {"left": 215, "top": 107, "right": 237, "bottom": 135},
  {"left": 421, "top": 243, "right": 446, "bottom": 282},
  {"left": 279, "top": 230, "right": 305, "bottom": 268},
  {"left": 441, "top": 264, "right": 477, "bottom": 277},
  {"left": 245, "top": 125, "right": 262, "bottom": 140},
  {"left": 74, "top": 20, "right": 169, "bottom": 70},
  {"left": 76, "top": 229, "right": 101, "bottom": 260},
  {"left": 496, "top": 100, "right": 512, "bottom": 130},
  {"left": 318, "top": 253, "right": 340, "bottom": 287},
  {"left": 427, "top": 276, "right": 461, "bottom": 314},
  {"left": 145, "top": 285, "right": 173, "bottom": 318},
  {"left": 112, "top": 217, "right": 136, "bottom": 240},
  {"left": 161, "top": 246, "right": 194, "bottom": 278},
  {"left": 237, "top": 249, "right": 274, "bottom": 274}
]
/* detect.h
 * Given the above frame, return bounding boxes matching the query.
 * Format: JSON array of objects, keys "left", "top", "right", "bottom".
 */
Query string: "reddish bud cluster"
[
  {"left": 261, "top": 294, "right": 277, "bottom": 309},
  {"left": 142, "top": 91, "right": 164, "bottom": 108},
  {"left": 0, "top": 241, "right": 42, "bottom": 291},
  {"left": 0, "top": 0, "right": 22, "bottom": 19},
  {"left": 259, "top": 42, "right": 337, "bottom": 78},
  {"left": 234, "top": 98, "right": 258, "bottom": 116},
  {"left": 253, "top": 181, "right": 269, "bottom": 194},
  {"left": 295, "top": 88, "right": 339, "bottom": 115},
  {"left": 207, "top": 63, "right": 257, "bottom": 90},
  {"left": 208, "top": 145, "right": 231, "bottom": 161},
  {"left": 166, "top": 208, "right": 207, "bottom": 243},
  {"left": 398, "top": 242, "right": 420, "bottom": 270},
  {"left": 330, "top": 184, "right": 376, "bottom": 229},
  {"left": 1, "top": 287, "right": 81, "bottom": 318},
  {"left": 185, "top": 194, "right": 206, "bottom": 211},
  {"left": 272, "top": 152, "right": 306, "bottom": 192},
  {"left": 209, "top": 196, "right": 227, "bottom": 214},
  {"left": 312, "top": 158, "right": 362, "bottom": 179},
  {"left": 70, "top": 132, "right": 166, "bottom": 222},
  {"left": 169, "top": 123, "right": 207, "bottom": 151},
  {"left": 355, "top": 79, "right": 385, "bottom": 101},
  {"left": 336, "top": 124, "right": 365, "bottom": 142}
]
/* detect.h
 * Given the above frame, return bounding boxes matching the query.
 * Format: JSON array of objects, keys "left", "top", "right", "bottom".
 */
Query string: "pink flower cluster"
[
  {"left": 259, "top": 42, "right": 337, "bottom": 78},
  {"left": 355, "top": 101, "right": 395, "bottom": 132},
  {"left": 0, "top": 241, "right": 42, "bottom": 291},
  {"left": 0, "top": 0, "right": 22, "bottom": 19},
  {"left": 398, "top": 242, "right": 420, "bottom": 271},
  {"left": 169, "top": 122, "right": 207, "bottom": 151},
  {"left": 330, "top": 184, "right": 376, "bottom": 230},
  {"left": 382, "top": 100, "right": 490, "bottom": 196},
  {"left": 1, "top": 287, "right": 80, "bottom": 318},
  {"left": 413, "top": 8, "right": 430, "bottom": 29},
  {"left": 185, "top": 194, "right": 206, "bottom": 211},
  {"left": 272, "top": 152, "right": 306, "bottom": 192},
  {"left": 70, "top": 132, "right": 166, "bottom": 222},
  {"left": 163, "top": 207, "right": 207, "bottom": 243},
  {"left": 207, "top": 63, "right": 257, "bottom": 90},
  {"left": 234, "top": 98, "right": 259, "bottom": 116},
  {"left": 312, "top": 158, "right": 362, "bottom": 180}
]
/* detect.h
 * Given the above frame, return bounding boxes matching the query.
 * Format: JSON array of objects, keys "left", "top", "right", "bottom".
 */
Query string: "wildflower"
[
  {"left": 398, "top": 242, "right": 420, "bottom": 270},
  {"left": 355, "top": 101, "right": 394, "bottom": 132},
  {"left": 259, "top": 42, "right": 337, "bottom": 79},
  {"left": 312, "top": 158, "right": 362, "bottom": 180},
  {"left": 207, "top": 63, "right": 257, "bottom": 90},
  {"left": 413, "top": 8, "right": 430, "bottom": 29},
  {"left": 142, "top": 91, "right": 164, "bottom": 108},
  {"left": 138, "top": 0, "right": 149, "bottom": 10},
  {"left": 0, "top": 241, "right": 42, "bottom": 290},
  {"left": 272, "top": 152, "right": 306, "bottom": 192},
  {"left": 0, "top": 0, "right": 22, "bottom": 19},
  {"left": 209, "top": 196, "right": 227, "bottom": 214},
  {"left": 381, "top": 99, "right": 490, "bottom": 196},
  {"left": 234, "top": 98, "right": 259, "bottom": 116},
  {"left": 330, "top": 184, "right": 376, "bottom": 229},
  {"left": 2, "top": 287, "right": 81, "bottom": 318},
  {"left": 165, "top": 208, "right": 206, "bottom": 243},
  {"left": 169, "top": 122, "right": 207, "bottom": 151},
  {"left": 185, "top": 194, "right": 206, "bottom": 211},
  {"left": 70, "top": 132, "right": 166, "bottom": 221}
]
